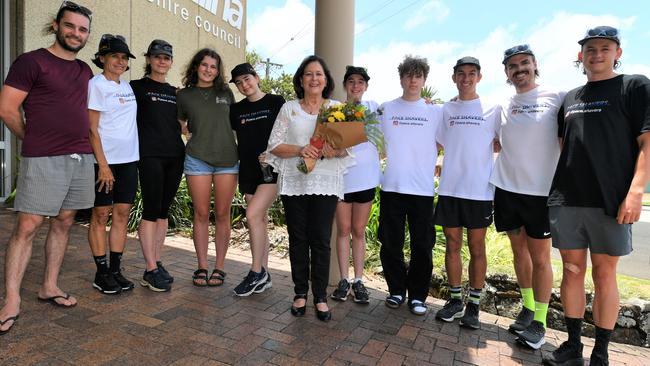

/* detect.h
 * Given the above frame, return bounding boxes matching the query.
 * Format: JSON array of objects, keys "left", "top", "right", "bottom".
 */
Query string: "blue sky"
[{"left": 247, "top": 0, "right": 650, "bottom": 103}]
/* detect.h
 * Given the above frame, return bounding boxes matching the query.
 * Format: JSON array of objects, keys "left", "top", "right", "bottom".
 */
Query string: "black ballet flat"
[
  {"left": 291, "top": 294, "right": 307, "bottom": 317},
  {"left": 314, "top": 297, "right": 331, "bottom": 322}
]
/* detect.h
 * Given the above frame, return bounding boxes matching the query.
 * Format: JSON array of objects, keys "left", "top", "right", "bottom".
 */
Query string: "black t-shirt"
[
  {"left": 229, "top": 94, "right": 285, "bottom": 184},
  {"left": 548, "top": 74, "right": 650, "bottom": 217},
  {"left": 130, "top": 77, "right": 185, "bottom": 158}
]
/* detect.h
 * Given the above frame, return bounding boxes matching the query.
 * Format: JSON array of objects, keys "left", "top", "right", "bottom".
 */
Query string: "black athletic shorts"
[
  {"left": 93, "top": 162, "right": 138, "bottom": 207},
  {"left": 239, "top": 172, "right": 279, "bottom": 195},
  {"left": 342, "top": 187, "right": 376, "bottom": 203},
  {"left": 494, "top": 187, "right": 551, "bottom": 239},
  {"left": 433, "top": 195, "right": 493, "bottom": 229}
]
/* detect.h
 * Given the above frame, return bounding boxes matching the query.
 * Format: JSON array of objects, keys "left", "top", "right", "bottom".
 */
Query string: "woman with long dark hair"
[
  {"left": 177, "top": 48, "right": 237, "bottom": 287},
  {"left": 131, "top": 39, "right": 185, "bottom": 292},
  {"left": 266, "top": 55, "right": 353, "bottom": 321}
]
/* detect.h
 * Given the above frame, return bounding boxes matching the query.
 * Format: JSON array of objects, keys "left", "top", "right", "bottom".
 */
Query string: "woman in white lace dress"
[{"left": 266, "top": 55, "right": 353, "bottom": 322}]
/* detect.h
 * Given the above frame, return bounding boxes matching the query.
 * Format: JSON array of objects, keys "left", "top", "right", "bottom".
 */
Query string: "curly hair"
[
  {"left": 182, "top": 48, "right": 229, "bottom": 91},
  {"left": 292, "top": 55, "right": 335, "bottom": 99},
  {"left": 398, "top": 55, "right": 429, "bottom": 79}
]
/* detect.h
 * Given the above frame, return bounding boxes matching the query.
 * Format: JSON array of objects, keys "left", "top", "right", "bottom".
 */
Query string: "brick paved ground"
[{"left": 1, "top": 207, "right": 649, "bottom": 365}]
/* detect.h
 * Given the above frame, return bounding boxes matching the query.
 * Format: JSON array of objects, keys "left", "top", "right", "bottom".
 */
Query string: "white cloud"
[
  {"left": 246, "top": 0, "right": 315, "bottom": 72},
  {"left": 404, "top": 1, "right": 450, "bottom": 30},
  {"left": 357, "top": 12, "right": 640, "bottom": 105}
]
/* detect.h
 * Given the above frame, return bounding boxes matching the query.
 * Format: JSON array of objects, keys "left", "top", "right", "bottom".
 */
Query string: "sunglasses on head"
[
  {"left": 586, "top": 26, "right": 619, "bottom": 37},
  {"left": 59, "top": 1, "right": 93, "bottom": 20},
  {"left": 504, "top": 44, "right": 531, "bottom": 58},
  {"left": 151, "top": 43, "right": 173, "bottom": 52},
  {"left": 101, "top": 34, "right": 126, "bottom": 42}
]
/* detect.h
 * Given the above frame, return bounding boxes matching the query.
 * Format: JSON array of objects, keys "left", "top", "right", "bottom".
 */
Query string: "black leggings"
[{"left": 138, "top": 156, "right": 184, "bottom": 222}]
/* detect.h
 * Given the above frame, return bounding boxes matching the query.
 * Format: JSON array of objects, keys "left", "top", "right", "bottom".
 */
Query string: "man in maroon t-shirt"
[{"left": 0, "top": 2, "right": 94, "bottom": 334}]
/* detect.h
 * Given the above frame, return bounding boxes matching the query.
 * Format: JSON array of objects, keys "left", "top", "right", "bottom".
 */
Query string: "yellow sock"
[
  {"left": 520, "top": 288, "right": 535, "bottom": 311},
  {"left": 534, "top": 302, "right": 548, "bottom": 328}
]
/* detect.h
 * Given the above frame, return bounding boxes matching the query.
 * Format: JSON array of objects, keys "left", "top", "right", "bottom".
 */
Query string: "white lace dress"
[{"left": 266, "top": 99, "right": 355, "bottom": 199}]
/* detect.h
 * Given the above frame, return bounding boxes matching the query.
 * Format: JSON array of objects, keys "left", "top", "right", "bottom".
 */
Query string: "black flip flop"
[
  {"left": 37, "top": 293, "right": 77, "bottom": 308},
  {"left": 208, "top": 269, "right": 226, "bottom": 286},
  {"left": 0, "top": 314, "right": 19, "bottom": 335}
]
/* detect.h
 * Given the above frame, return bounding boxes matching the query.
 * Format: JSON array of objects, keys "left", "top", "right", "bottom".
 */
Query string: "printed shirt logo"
[
  {"left": 447, "top": 115, "right": 485, "bottom": 127},
  {"left": 510, "top": 103, "right": 551, "bottom": 116},
  {"left": 565, "top": 100, "right": 609, "bottom": 117},
  {"left": 390, "top": 115, "right": 426, "bottom": 127},
  {"left": 215, "top": 96, "right": 230, "bottom": 104}
]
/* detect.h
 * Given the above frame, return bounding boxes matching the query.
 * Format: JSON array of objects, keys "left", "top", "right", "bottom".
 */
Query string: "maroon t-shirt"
[{"left": 4, "top": 48, "right": 93, "bottom": 156}]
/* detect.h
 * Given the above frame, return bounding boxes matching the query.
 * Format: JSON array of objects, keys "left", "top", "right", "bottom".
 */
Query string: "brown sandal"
[
  {"left": 207, "top": 269, "right": 226, "bottom": 286},
  {"left": 192, "top": 269, "right": 208, "bottom": 287}
]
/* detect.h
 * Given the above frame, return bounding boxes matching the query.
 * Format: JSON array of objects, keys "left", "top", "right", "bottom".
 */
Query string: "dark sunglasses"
[
  {"left": 150, "top": 43, "right": 173, "bottom": 52},
  {"left": 59, "top": 1, "right": 93, "bottom": 20},
  {"left": 586, "top": 26, "right": 619, "bottom": 37},
  {"left": 504, "top": 44, "right": 531, "bottom": 58},
  {"left": 101, "top": 34, "right": 127, "bottom": 43}
]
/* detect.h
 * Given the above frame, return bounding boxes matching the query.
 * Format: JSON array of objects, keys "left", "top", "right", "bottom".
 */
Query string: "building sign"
[{"left": 146, "top": 0, "right": 244, "bottom": 49}]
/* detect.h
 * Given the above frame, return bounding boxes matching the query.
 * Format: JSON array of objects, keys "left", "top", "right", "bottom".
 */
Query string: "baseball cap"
[
  {"left": 229, "top": 63, "right": 257, "bottom": 83},
  {"left": 453, "top": 56, "right": 481, "bottom": 72},
  {"left": 145, "top": 39, "right": 173, "bottom": 57},
  {"left": 578, "top": 26, "right": 620, "bottom": 46},
  {"left": 92, "top": 34, "right": 135, "bottom": 69},
  {"left": 502, "top": 44, "right": 535, "bottom": 65},
  {"left": 344, "top": 65, "right": 370, "bottom": 82}
]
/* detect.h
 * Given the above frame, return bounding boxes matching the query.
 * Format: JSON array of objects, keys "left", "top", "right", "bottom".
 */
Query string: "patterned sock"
[
  {"left": 534, "top": 302, "right": 549, "bottom": 328},
  {"left": 93, "top": 255, "right": 109, "bottom": 273},
  {"left": 565, "top": 317, "right": 583, "bottom": 346},
  {"left": 449, "top": 286, "right": 462, "bottom": 300},
  {"left": 593, "top": 326, "right": 612, "bottom": 359},
  {"left": 468, "top": 287, "right": 482, "bottom": 305},
  {"left": 109, "top": 251, "right": 123, "bottom": 273},
  {"left": 520, "top": 287, "right": 535, "bottom": 311}
]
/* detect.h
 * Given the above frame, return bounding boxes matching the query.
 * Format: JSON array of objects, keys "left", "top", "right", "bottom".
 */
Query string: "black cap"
[
  {"left": 229, "top": 63, "right": 257, "bottom": 83},
  {"left": 145, "top": 39, "right": 173, "bottom": 57},
  {"left": 453, "top": 56, "right": 480, "bottom": 72},
  {"left": 578, "top": 25, "right": 620, "bottom": 46},
  {"left": 344, "top": 65, "right": 370, "bottom": 82},
  {"left": 92, "top": 34, "right": 135, "bottom": 69},
  {"left": 502, "top": 44, "right": 534, "bottom": 65}
]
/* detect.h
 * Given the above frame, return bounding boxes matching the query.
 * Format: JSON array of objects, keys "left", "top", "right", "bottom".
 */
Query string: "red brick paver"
[{"left": 1, "top": 207, "right": 649, "bottom": 365}]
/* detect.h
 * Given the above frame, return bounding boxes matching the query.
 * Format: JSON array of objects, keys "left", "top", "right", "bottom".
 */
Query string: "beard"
[{"left": 55, "top": 28, "right": 87, "bottom": 53}]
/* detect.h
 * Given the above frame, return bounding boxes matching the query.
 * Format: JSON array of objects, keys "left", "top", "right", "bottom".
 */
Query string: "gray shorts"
[
  {"left": 14, "top": 154, "right": 95, "bottom": 216},
  {"left": 549, "top": 206, "right": 632, "bottom": 256}
]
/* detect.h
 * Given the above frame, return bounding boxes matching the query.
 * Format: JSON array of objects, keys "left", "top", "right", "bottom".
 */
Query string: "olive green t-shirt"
[{"left": 177, "top": 86, "right": 237, "bottom": 167}]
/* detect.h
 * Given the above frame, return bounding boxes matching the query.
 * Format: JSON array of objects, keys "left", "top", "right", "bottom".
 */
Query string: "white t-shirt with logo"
[
  {"left": 88, "top": 73, "right": 139, "bottom": 164},
  {"left": 343, "top": 100, "right": 381, "bottom": 194},
  {"left": 379, "top": 98, "right": 442, "bottom": 197},
  {"left": 490, "top": 87, "right": 564, "bottom": 196},
  {"left": 438, "top": 98, "right": 500, "bottom": 201}
]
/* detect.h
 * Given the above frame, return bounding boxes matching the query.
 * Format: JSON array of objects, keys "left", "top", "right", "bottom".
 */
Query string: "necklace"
[
  {"left": 198, "top": 87, "right": 213, "bottom": 101},
  {"left": 301, "top": 99, "right": 324, "bottom": 115}
]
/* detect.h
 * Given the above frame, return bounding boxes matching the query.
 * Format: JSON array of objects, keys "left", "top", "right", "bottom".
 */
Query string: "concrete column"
[
  {"left": 315, "top": 0, "right": 354, "bottom": 102},
  {"left": 315, "top": 0, "right": 355, "bottom": 285}
]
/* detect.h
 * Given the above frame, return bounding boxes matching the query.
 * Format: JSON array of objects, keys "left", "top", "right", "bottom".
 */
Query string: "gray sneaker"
[
  {"left": 435, "top": 298, "right": 465, "bottom": 322},
  {"left": 459, "top": 302, "right": 480, "bottom": 329},
  {"left": 509, "top": 307, "right": 534, "bottom": 334},
  {"left": 140, "top": 268, "right": 172, "bottom": 292},
  {"left": 517, "top": 320, "right": 546, "bottom": 349}
]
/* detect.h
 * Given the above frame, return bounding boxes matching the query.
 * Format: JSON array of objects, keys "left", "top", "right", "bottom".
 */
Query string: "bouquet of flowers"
[{"left": 297, "top": 102, "right": 383, "bottom": 173}]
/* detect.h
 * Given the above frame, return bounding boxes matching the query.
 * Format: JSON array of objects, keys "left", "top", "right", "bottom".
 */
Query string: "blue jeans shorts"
[{"left": 183, "top": 153, "right": 239, "bottom": 176}]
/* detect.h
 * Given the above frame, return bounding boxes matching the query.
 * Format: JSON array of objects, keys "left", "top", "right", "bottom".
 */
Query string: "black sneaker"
[
  {"left": 459, "top": 302, "right": 480, "bottom": 329},
  {"left": 435, "top": 298, "right": 465, "bottom": 322},
  {"left": 509, "top": 307, "right": 535, "bottom": 334},
  {"left": 253, "top": 269, "right": 272, "bottom": 294},
  {"left": 542, "top": 341, "right": 584, "bottom": 366},
  {"left": 92, "top": 272, "right": 122, "bottom": 294},
  {"left": 516, "top": 320, "right": 546, "bottom": 350},
  {"left": 233, "top": 269, "right": 268, "bottom": 297},
  {"left": 140, "top": 269, "right": 171, "bottom": 292},
  {"left": 112, "top": 271, "right": 135, "bottom": 291},
  {"left": 331, "top": 279, "right": 351, "bottom": 301},
  {"left": 351, "top": 280, "right": 369, "bottom": 304},
  {"left": 157, "top": 262, "right": 174, "bottom": 283}
]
